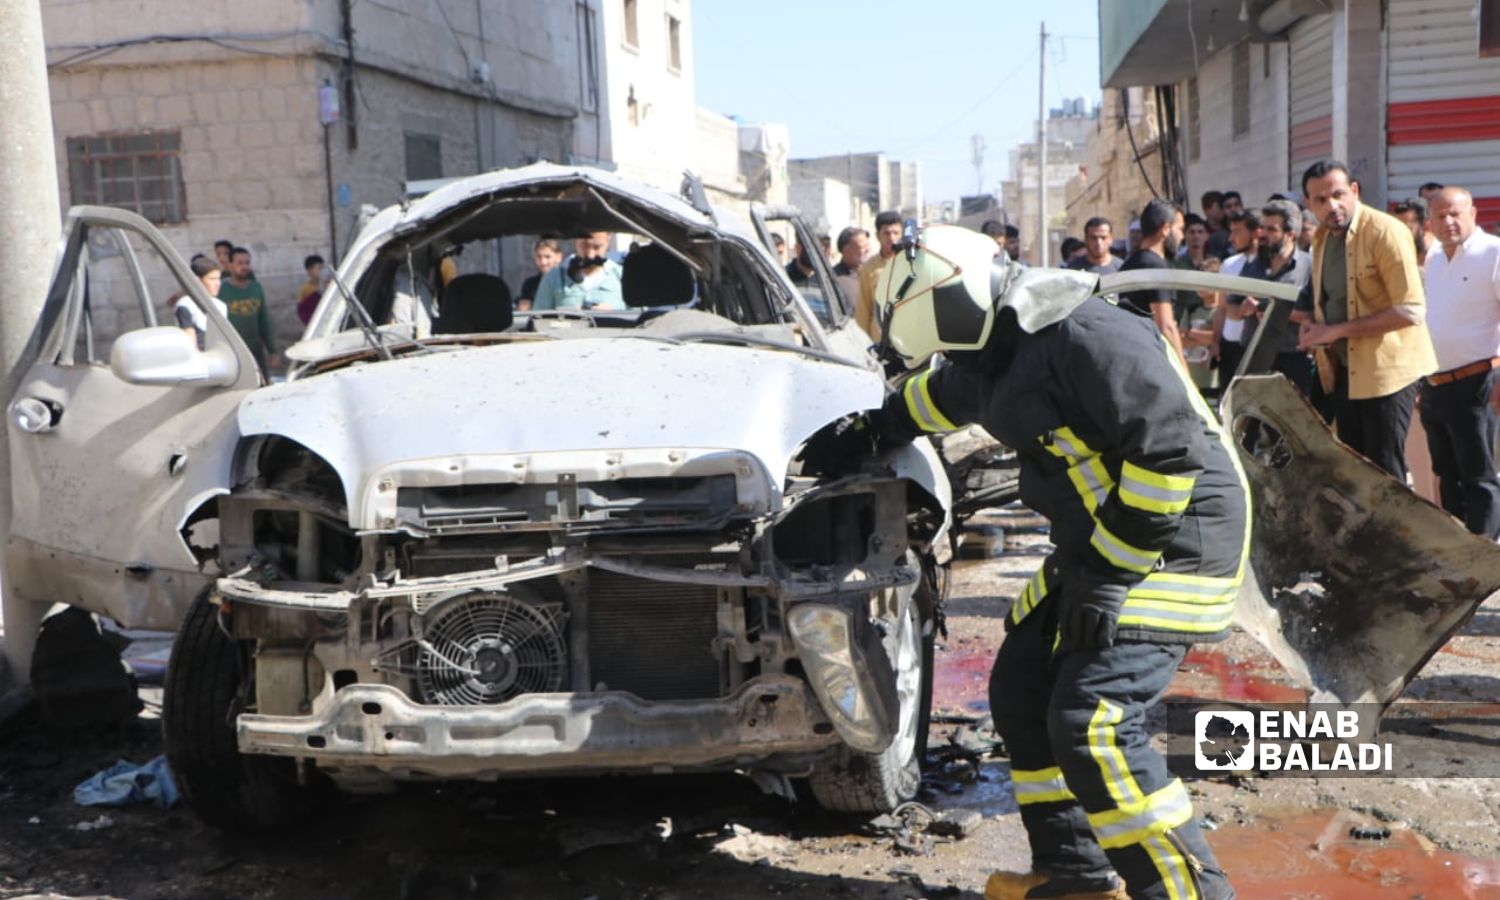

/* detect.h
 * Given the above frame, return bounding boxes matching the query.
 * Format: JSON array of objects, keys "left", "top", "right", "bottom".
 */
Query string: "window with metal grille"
[
  {"left": 623, "top": 0, "right": 638, "bottom": 49},
  {"left": 404, "top": 133, "right": 443, "bottom": 182},
  {"left": 1232, "top": 42, "right": 1250, "bottom": 138},
  {"left": 1186, "top": 78, "right": 1201, "bottom": 163},
  {"left": 66, "top": 131, "right": 186, "bottom": 225},
  {"left": 666, "top": 14, "right": 682, "bottom": 73}
]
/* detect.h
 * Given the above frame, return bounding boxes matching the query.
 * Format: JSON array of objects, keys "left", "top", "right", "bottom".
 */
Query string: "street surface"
[{"left": 1, "top": 507, "right": 1498, "bottom": 899}]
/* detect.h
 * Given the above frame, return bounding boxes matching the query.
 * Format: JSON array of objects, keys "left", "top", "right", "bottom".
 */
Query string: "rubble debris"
[
  {"left": 865, "top": 801, "right": 981, "bottom": 855},
  {"left": 69, "top": 814, "right": 115, "bottom": 832},
  {"left": 74, "top": 755, "right": 178, "bottom": 808},
  {"left": 927, "top": 808, "right": 983, "bottom": 839},
  {"left": 712, "top": 823, "right": 796, "bottom": 865},
  {"left": 888, "top": 866, "right": 961, "bottom": 898}
]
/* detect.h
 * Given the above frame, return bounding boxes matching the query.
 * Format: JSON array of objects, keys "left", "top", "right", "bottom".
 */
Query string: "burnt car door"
[{"left": 5, "top": 206, "right": 260, "bottom": 630}]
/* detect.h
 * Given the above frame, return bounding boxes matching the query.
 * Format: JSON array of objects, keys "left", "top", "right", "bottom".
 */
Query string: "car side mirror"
[{"left": 109, "top": 326, "right": 239, "bottom": 388}]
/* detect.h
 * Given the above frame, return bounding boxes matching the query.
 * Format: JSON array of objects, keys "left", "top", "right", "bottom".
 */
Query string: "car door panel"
[{"left": 6, "top": 207, "right": 257, "bottom": 629}]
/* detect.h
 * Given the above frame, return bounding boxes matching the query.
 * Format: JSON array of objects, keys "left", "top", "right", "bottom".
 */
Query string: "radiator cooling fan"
[{"left": 414, "top": 590, "right": 568, "bottom": 705}]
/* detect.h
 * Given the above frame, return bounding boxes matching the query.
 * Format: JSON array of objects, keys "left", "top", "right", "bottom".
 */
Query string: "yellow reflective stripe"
[
  {"left": 1121, "top": 461, "right": 1195, "bottom": 493},
  {"left": 1126, "top": 586, "right": 1236, "bottom": 605},
  {"left": 1087, "top": 779, "right": 1195, "bottom": 849},
  {"left": 1117, "top": 610, "right": 1236, "bottom": 633},
  {"left": 1158, "top": 333, "right": 1253, "bottom": 587},
  {"left": 1090, "top": 522, "right": 1161, "bottom": 574},
  {"left": 1119, "top": 462, "right": 1195, "bottom": 515},
  {"left": 902, "top": 371, "right": 956, "bottom": 433},
  {"left": 1087, "top": 700, "right": 1144, "bottom": 807},
  {"left": 1127, "top": 572, "right": 1241, "bottom": 605},
  {"left": 1042, "top": 426, "right": 1098, "bottom": 460},
  {"left": 1011, "top": 766, "right": 1076, "bottom": 806},
  {"left": 1009, "top": 566, "right": 1049, "bottom": 625},
  {"left": 1014, "top": 567, "right": 1050, "bottom": 621},
  {"left": 1142, "top": 571, "right": 1240, "bottom": 588},
  {"left": 1067, "top": 457, "right": 1114, "bottom": 514},
  {"left": 1146, "top": 833, "right": 1199, "bottom": 900}
]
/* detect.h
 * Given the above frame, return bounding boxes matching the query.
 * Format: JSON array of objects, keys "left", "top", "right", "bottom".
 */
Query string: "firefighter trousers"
[{"left": 989, "top": 600, "right": 1233, "bottom": 900}]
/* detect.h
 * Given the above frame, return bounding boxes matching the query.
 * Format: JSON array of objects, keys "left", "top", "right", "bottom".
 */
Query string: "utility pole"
[
  {"left": 0, "top": 0, "right": 62, "bottom": 702},
  {"left": 1037, "top": 21, "right": 1049, "bottom": 267},
  {"left": 970, "top": 133, "right": 986, "bottom": 197}
]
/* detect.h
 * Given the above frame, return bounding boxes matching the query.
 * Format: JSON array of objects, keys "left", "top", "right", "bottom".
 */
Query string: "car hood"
[{"left": 238, "top": 338, "right": 884, "bottom": 527}]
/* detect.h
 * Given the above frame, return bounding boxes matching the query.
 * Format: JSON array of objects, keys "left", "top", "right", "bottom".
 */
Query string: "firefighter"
[{"left": 872, "top": 225, "right": 1242, "bottom": 900}]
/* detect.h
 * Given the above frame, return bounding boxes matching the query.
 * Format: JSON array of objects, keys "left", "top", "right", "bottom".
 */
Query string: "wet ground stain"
[
  {"left": 1209, "top": 809, "right": 1500, "bottom": 899},
  {"left": 932, "top": 640, "right": 994, "bottom": 715},
  {"left": 1170, "top": 649, "right": 1309, "bottom": 704}
]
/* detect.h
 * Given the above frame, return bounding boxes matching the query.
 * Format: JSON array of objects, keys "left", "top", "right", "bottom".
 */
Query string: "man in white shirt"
[
  {"left": 1423, "top": 187, "right": 1500, "bottom": 536},
  {"left": 1213, "top": 210, "right": 1260, "bottom": 381}
]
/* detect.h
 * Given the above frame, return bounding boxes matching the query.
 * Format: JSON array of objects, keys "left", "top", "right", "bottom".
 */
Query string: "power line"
[{"left": 884, "top": 48, "right": 1039, "bottom": 156}]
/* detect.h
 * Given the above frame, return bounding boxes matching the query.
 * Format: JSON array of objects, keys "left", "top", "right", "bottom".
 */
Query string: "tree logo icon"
[{"left": 1195, "top": 710, "right": 1255, "bottom": 771}]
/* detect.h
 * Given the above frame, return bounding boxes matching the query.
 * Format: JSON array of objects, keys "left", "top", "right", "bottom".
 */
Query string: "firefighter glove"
[{"left": 1057, "top": 578, "right": 1128, "bottom": 654}]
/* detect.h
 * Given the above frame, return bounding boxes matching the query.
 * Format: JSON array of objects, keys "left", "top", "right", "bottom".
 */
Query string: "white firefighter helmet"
[
  {"left": 874, "top": 224, "right": 1100, "bottom": 365},
  {"left": 873, "top": 224, "right": 1008, "bottom": 364}
]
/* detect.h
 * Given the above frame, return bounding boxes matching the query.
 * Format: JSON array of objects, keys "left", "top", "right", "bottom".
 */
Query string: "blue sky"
[{"left": 693, "top": 0, "right": 1104, "bottom": 206}]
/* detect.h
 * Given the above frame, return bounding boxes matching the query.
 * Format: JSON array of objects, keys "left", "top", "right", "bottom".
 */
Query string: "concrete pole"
[
  {"left": 0, "top": 0, "right": 62, "bottom": 695},
  {"left": 1037, "top": 21, "right": 1049, "bottom": 268}
]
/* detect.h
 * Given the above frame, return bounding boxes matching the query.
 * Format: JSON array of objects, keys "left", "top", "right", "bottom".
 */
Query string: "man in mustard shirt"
[
  {"left": 1294, "top": 161, "right": 1438, "bottom": 479},
  {"left": 856, "top": 211, "right": 904, "bottom": 342}
]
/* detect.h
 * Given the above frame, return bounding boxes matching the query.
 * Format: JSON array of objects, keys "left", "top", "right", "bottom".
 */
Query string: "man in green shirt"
[{"left": 219, "top": 247, "right": 280, "bottom": 378}]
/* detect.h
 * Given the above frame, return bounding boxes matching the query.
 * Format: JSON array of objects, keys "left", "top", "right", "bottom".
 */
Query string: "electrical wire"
[
  {"left": 47, "top": 30, "right": 320, "bottom": 69},
  {"left": 1124, "top": 113, "right": 1162, "bottom": 200},
  {"left": 884, "top": 48, "right": 1038, "bottom": 156}
]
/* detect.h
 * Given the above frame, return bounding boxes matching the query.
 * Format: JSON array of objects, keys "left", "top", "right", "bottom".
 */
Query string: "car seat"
[
  {"left": 433, "top": 273, "right": 513, "bottom": 334},
  {"left": 621, "top": 243, "right": 696, "bottom": 308}
]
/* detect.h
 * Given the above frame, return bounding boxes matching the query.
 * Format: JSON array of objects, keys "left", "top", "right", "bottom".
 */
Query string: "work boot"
[{"left": 984, "top": 870, "right": 1127, "bottom": 900}]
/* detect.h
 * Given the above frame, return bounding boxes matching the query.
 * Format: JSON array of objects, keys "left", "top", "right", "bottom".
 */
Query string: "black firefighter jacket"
[{"left": 882, "top": 297, "right": 1250, "bottom": 644}]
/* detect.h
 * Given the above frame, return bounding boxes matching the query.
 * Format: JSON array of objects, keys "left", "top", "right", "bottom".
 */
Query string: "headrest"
[
  {"left": 434, "top": 273, "right": 513, "bottom": 334},
  {"left": 621, "top": 243, "right": 695, "bottom": 308}
]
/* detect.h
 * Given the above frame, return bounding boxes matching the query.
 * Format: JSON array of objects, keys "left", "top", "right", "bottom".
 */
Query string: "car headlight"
[{"left": 787, "top": 603, "right": 897, "bottom": 753}]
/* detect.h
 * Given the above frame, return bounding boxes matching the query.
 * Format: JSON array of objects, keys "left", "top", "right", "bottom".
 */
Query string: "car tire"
[
  {"left": 162, "top": 591, "right": 315, "bottom": 832},
  {"left": 808, "top": 571, "right": 936, "bottom": 814}
]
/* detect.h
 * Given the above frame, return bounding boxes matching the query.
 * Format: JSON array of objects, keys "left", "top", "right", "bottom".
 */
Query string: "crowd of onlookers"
[
  {"left": 1042, "top": 163, "right": 1500, "bottom": 541},
  {"left": 187, "top": 159, "right": 1500, "bottom": 543}
]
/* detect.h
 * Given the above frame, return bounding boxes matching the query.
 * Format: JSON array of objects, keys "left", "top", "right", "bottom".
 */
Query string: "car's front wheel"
[
  {"left": 808, "top": 576, "right": 935, "bottom": 813},
  {"left": 162, "top": 591, "right": 316, "bottom": 832}
]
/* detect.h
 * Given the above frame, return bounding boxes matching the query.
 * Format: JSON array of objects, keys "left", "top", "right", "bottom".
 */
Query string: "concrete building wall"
[
  {"left": 47, "top": 56, "right": 329, "bottom": 345},
  {"left": 1064, "top": 88, "right": 1159, "bottom": 247},
  {"left": 791, "top": 154, "right": 889, "bottom": 213},
  {"left": 787, "top": 177, "right": 861, "bottom": 239},
  {"left": 41, "top": 0, "right": 601, "bottom": 350},
  {"left": 600, "top": 0, "right": 695, "bottom": 191},
  {"left": 1001, "top": 111, "right": 1096, "bottom": 264},
  {"left": 1181, "top": 39, "right": 1291, "bottom": 208}
]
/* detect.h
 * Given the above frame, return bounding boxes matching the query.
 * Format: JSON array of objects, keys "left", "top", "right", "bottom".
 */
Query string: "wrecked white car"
[{"left": 8, "top": 166, "right": 953, "bottom": 830}]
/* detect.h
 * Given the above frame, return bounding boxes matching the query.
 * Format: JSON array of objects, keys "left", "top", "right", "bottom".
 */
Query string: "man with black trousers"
[
  {"left": 1424, "top": 187, "right": 1500, "bottom": 536},
  {"left": 832, "top": 225, "right": 1244, "bottom": 899},
  {"left": 1294, "top": 160, "right": 1437, "bottom": 480}
]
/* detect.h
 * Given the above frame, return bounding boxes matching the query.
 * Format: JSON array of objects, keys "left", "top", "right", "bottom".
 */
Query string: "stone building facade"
[{"left": 42, "top": 0, "right": 607, "bottom": 349}]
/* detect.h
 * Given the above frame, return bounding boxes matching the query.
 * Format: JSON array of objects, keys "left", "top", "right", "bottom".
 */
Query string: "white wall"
[
  {"left": 1182, "top": 40, "right": 1291, "bottom": 208},
  {"left": 600, "top": 0, "right": 696, "bottom": 191}
]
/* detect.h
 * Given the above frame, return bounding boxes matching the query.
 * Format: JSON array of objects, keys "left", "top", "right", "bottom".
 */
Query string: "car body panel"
[
  {"left": 1227, "top": 374, "right": 1500, "bottom": 710},
  {"left": 237, "top": 337, "right": 886, "bottom": 529}
]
